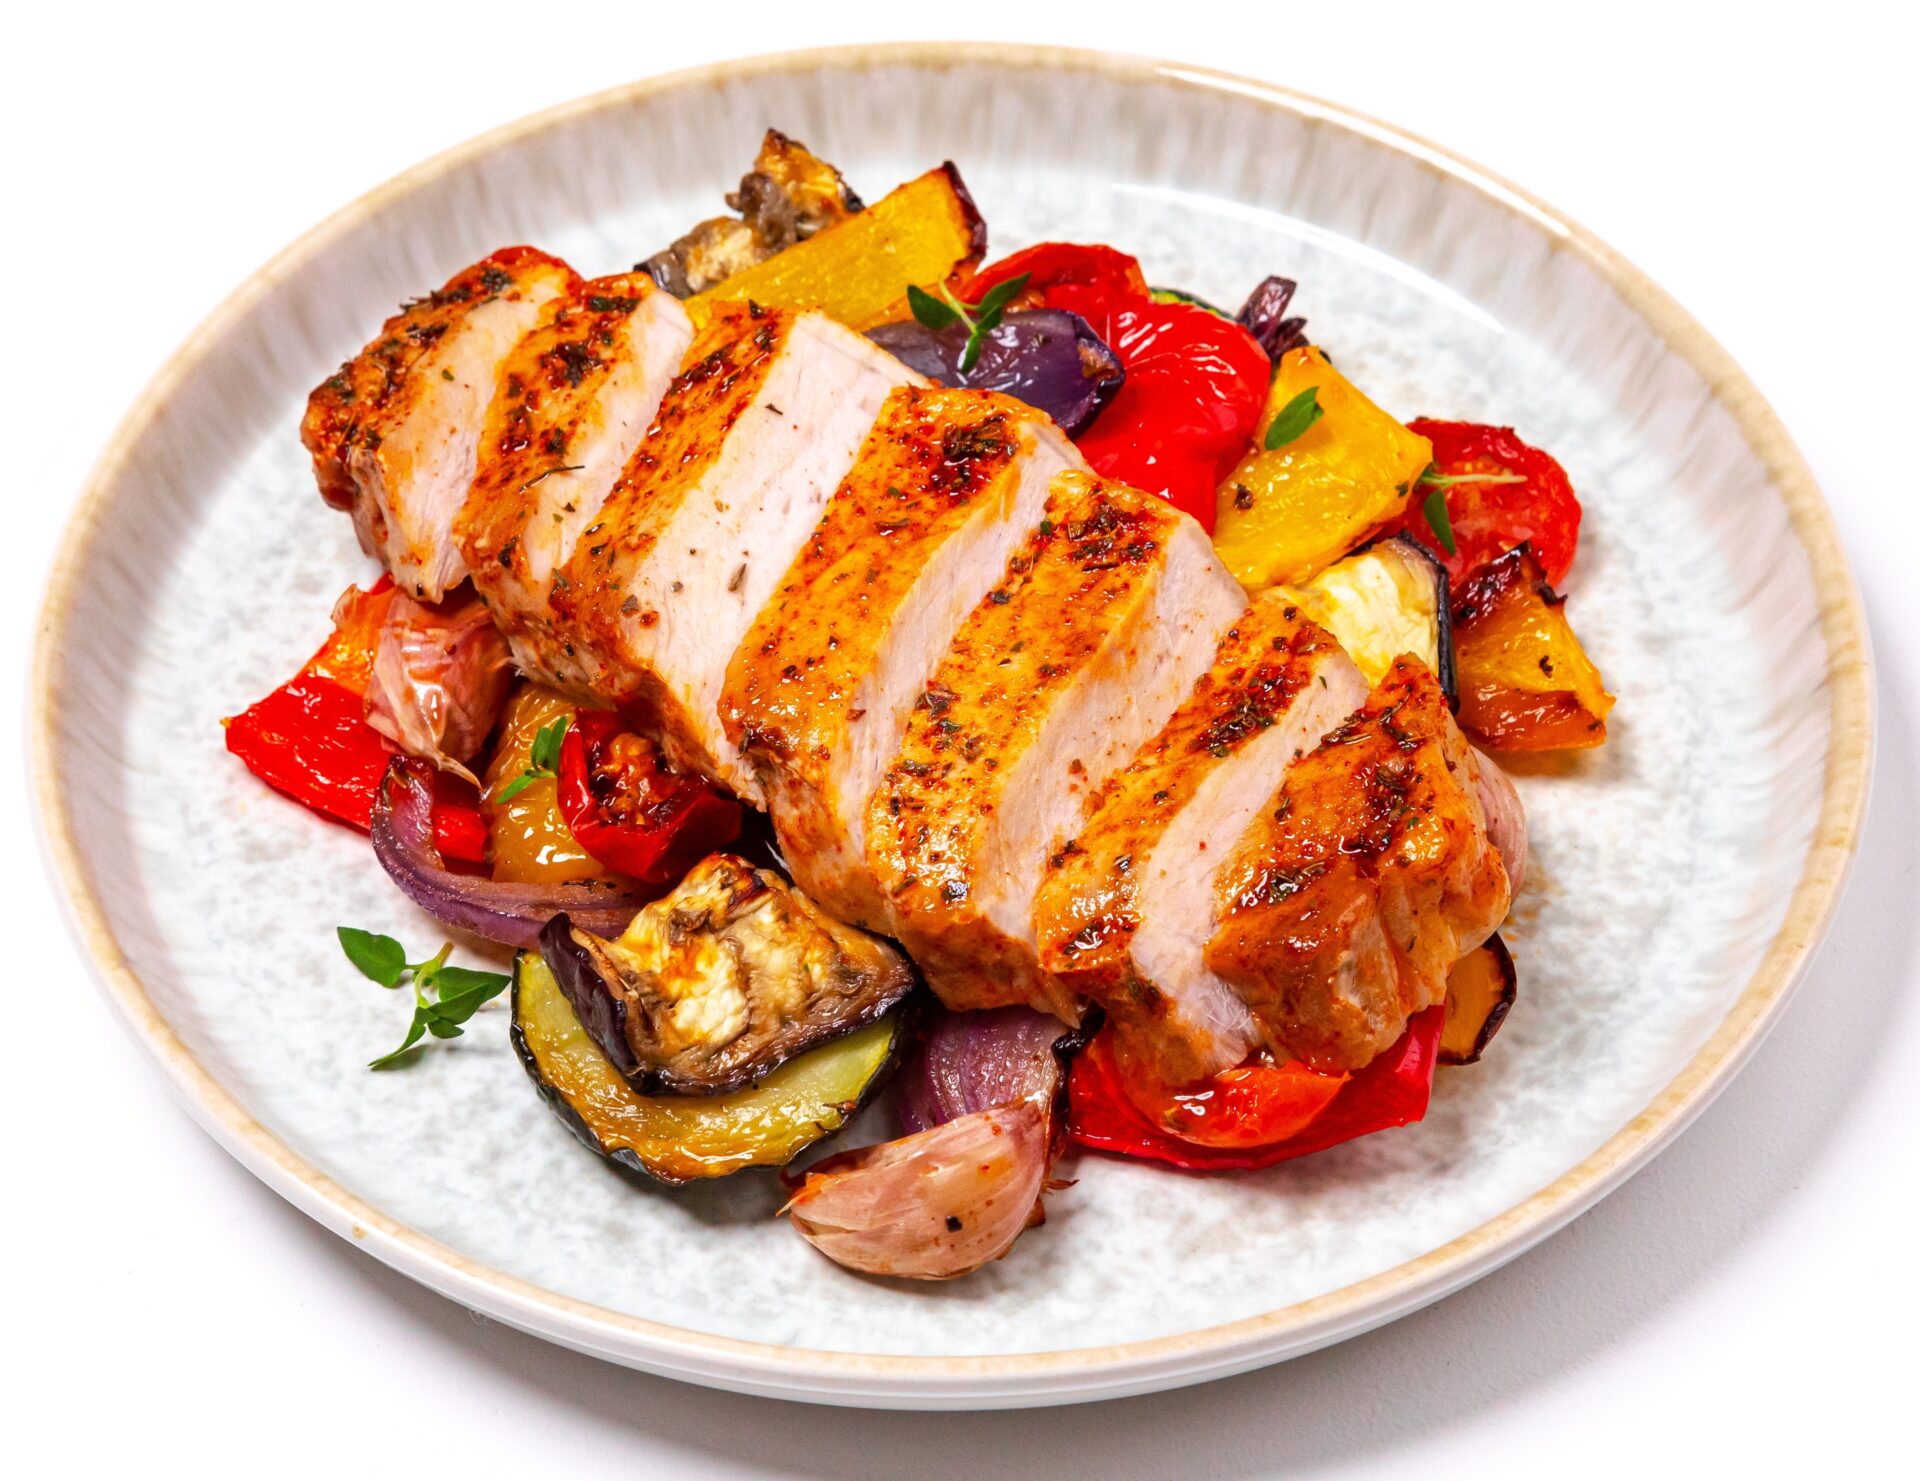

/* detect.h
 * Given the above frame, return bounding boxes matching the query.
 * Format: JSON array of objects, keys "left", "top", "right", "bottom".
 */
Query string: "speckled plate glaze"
[{"left": 32, "top": 45, "right": 1872, "bottom": 1408}]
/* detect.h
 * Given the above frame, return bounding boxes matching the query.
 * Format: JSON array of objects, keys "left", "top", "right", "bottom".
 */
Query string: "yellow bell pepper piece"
[
  {"left": 1213, "top": 346, "right": 1432, "bottom": 592},
  {"left": 689, "top": 164, "right": 984, "bottom": 332}
]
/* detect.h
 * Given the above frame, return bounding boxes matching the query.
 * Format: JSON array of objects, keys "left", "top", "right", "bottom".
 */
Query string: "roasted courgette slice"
[{"left": 510, "top": 952, "right": 902, "bottom": 1185}]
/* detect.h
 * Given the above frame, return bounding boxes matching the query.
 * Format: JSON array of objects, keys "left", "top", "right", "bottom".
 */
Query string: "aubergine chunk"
[{"left": 539, "top": 853, "right": 914, "bottom": 1095}]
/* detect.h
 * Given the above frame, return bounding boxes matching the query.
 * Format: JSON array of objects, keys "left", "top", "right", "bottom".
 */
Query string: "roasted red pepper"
[
  {"left": 1391, "top": 419, "right": 1583, "bottom": 586},
  {"left": 1067, "top": 1007, "right": 1446, "bottom": 1171},
  {"left": 967, "top": 243, "right": 1269, "bottom": 532},
  {"left": 554, "top": 710, "right": 742, "bottom": 888},
  {"left": 223, "top": 579, "right": 488, "bottom": 863}
]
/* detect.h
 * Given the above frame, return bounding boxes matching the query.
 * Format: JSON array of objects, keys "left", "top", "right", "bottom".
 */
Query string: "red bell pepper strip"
[
  {"left": 1390, "top": 419, "right": 1583, "bottom": 587},
  {"left": 967, "top": 242, "right": 1269, "bottom": 532},
  {"left": 1067, "top": 1006, "right": 1446, "bottom": 1171},
  {"left": 223, "top": 579, "right": 489, "bottom": 863},
  {"left": 554, "top": 711, "right": 742, "bottom": 889}
]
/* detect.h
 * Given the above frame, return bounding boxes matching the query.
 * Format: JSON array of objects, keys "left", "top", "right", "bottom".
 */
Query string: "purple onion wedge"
[
  {"left": 1236, "top": 274, "right": 1310, "bottom": 363},
  {"left": 896, "top": 1005, "right": 1082, "bottom": 1133},
  {"left": 866, "top": 309, "right": 1123, "bottom": 435},
  {"left": 370, "top": 755, "right": 646, "bottom": 949}
]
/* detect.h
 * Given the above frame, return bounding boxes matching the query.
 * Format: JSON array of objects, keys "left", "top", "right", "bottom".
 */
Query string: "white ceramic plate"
[{"left": 33, "top": 44, "right": 1872, "bottom": 1408}]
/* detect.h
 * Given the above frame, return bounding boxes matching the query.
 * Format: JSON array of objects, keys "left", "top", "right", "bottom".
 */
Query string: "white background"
[{"left": 7, "top": 3, "right": 1916, "bottom": 1475}]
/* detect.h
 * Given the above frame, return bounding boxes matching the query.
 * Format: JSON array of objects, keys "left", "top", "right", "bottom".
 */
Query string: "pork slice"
[
  {"left": 721, "top": 386, "right": 1085, "bottom": 929},
  {"left": 552, "top": 305, "right": 925, "bottom": 799},
  {"left": 455, "top": 273, "right": 692, "bottom": 680},
  {"left": 866, "top": 471, "right": 1247, "bottom": 1019},
  {"left": 1034, "top": 597, "right": 1368, "bottom": 1084},
  {"left": 1205, "top": 656, "right": 1513, "bottom": 1072},
  {"left": 302, "top": 247, "right": 575, "bottom": 600}
]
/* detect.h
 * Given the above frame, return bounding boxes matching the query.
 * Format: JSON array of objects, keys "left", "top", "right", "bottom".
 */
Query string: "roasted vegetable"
[
  {"left": 783, "top": 1004, "right": 1072, "bottom": 1281},
  {"left": 1393, "top": 419, "right": 1583, "bottom": 586},
  {"left": 1279, "top": 534, "right": 1455, "bottom": 703},
  {"left": 1235, "top": 275, "right": 1309, "bottom": 363},
  {"left": 963, "top": 242, "right": 1270, "bottom": 530},
  {"left": 481, "top": 686, "right": 611, "bottom": 885},
  {"left": 688, "top": 164, "right": 985, "bottom": 331},
  {"left": 864, "top": 308, "right": 1123, "bottom": 435},
  {"left": 641, "top": 130, "right": 862, "bottom": 297},
  {"left": 364, "top": 588, "right": 514, "bottom": 786},
  {"left": 1213, "top": 346, "right": 1432, "bottom": 591},
  {"left": 511, "top": 951, "right": 901, "bottom": 1184},
  {"left": 555, "top": 711, "right": 741, "bottom": 889},
  {"left": 782, "top": 1103, "right": 1051, "bottom": 1280},
  {"left": 1452, "top": 543, "right": 1614, "bottom": 751},
  {"left": 1440, "top": 935, "right": 1517, "bottom": 1065},
  {"left": 374, "top": 756, "right": 648, "bottom": 948},
  {"left": 224, "top": 578, "right": 488, "bottom": 862},
  {"left": 539, "top": 854, "right": 915, "bottom": 1095},
  {"left": 1068, "top": 1006, "right": 1446, "bottom": 1172}
]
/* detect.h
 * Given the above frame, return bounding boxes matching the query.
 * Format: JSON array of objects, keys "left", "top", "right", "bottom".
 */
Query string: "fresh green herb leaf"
[
  {"left": 908, "top": 283, "right": 961, "bottom": 330},
  {"left": 1422, "top": 487, "right": 1458, "bottom": 555},
  {"left": 1417, "top": 467, "right": 1528, "bottom": 490},
  {"left": 368, "top": 1018, "right": 429, "bottom": 1069},
  {"left": 338, "top": 927, "right": 406, "bottom": 987},
  {"left": 971, "top": 272, "right": 1029, "bottom": 326},
  {"left": 528, "top": 716, "right": 569, "bottom": 772},
  {"left": 350, "top": 933, "right": 512, "bottom": 1069},
  {"left": 494, "top": 716, "right": 569, "bottom": 803},
  {"left": 1263, "top": 387, "right": 1323, "bottom": 451}
]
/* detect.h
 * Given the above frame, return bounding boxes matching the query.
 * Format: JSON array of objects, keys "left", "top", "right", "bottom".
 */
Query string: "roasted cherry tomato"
[
  {"left": 1392, "top": 419, "right": 1582, "bottom": 586},
  {"left": 961, "top": 240, "right": 1148, "bottom": 309},
  {"left": 224, "top": 579, "right": 488, "bottom": 862},
  {"left": 1106, "top": 1041, "right": 1349, "bottom": 1149},
  {"left": 1061, "top": 293, "right": 1270, "bottom": 531},
  {"left": 1067, "top": 1007, "right": 1445, "bottom": 1171},
  {"left": 555, "top": 711, "right": 742, "bottom": 888},
  {"left": 964, "top": 243, "right": 1269, "bottom": 531}
]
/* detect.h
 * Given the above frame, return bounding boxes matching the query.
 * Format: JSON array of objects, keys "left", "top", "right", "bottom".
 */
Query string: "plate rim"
[{"left": 29, "top": 41, "right": 1876, "bottom": 1406}]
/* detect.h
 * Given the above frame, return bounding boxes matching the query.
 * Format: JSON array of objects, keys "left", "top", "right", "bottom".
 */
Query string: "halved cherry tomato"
[
  {"left": 1067, "top": 1007, "right": 1445, "bottom": 1171},
  {"left": 554, "top": 711, "right": 742, "bottom": 888},
  {"left": 223, "top": 579, "right": 488, "bottom": 863},
  {"left": 1392, "top": 420, "right": 1582, "bottom": 586}
]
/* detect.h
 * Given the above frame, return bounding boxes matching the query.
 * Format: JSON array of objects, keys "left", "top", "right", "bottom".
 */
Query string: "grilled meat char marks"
[
  {"left": 867, "top": 472, "right": 1248, "bottom": 1019},
  {"left": 302, "top": 247, "right": 576, "bottom": 600},
  {"left": 722, "top": 386, "right": 1086, "bottom": 930},
  {"left": 1206, "top": 656, "right": 1512, "bottom": 1073},
  {"left": 1035, "top": 601, "right": 1368, "bottom": 1084},
  {"left": 455, "top": 273, "right": 693, "bottom": 687},
  {"left": 551, "top": 303, "right": 924, "bottom": 799}
]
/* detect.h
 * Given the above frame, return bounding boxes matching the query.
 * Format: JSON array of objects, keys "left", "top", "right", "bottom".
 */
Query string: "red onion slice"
[
  {"left": 897, "top": 1005, "right": 1074, "bottom": 1133},
  {"left": 370, "top": 755, "right": 645, "bottom": 948}
]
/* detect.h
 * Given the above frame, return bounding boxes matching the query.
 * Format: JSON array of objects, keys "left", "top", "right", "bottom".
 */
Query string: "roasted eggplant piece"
[
  {"left": 539, "top": 853, "right": 915, "bottom": 1095},
  {"left": 865, "top": 308, "right": 1124, "bottom": 435},
  {"left": 1452, "top": 543, "right": 1614, "bottom": 751},
  {"left": 641, "top": 130, "right": 862, "bottom": 297},
  {"left": 1281, "top": 534, "right": 1456, "bottom": 705},
  {"left": 511, "top": 951, "right": 902, "bottom": 1184},
  {"left": 1440, "top": 934, "right": 1518, "bottom": 1065},
  {"left": 687, "top": 163, "right": 985, "bottom": 332}
]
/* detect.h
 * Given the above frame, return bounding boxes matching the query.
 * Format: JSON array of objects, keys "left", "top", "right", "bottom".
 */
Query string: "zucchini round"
[{"left": 510, "top": 951, "right": 903, "bottom": 1185}]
